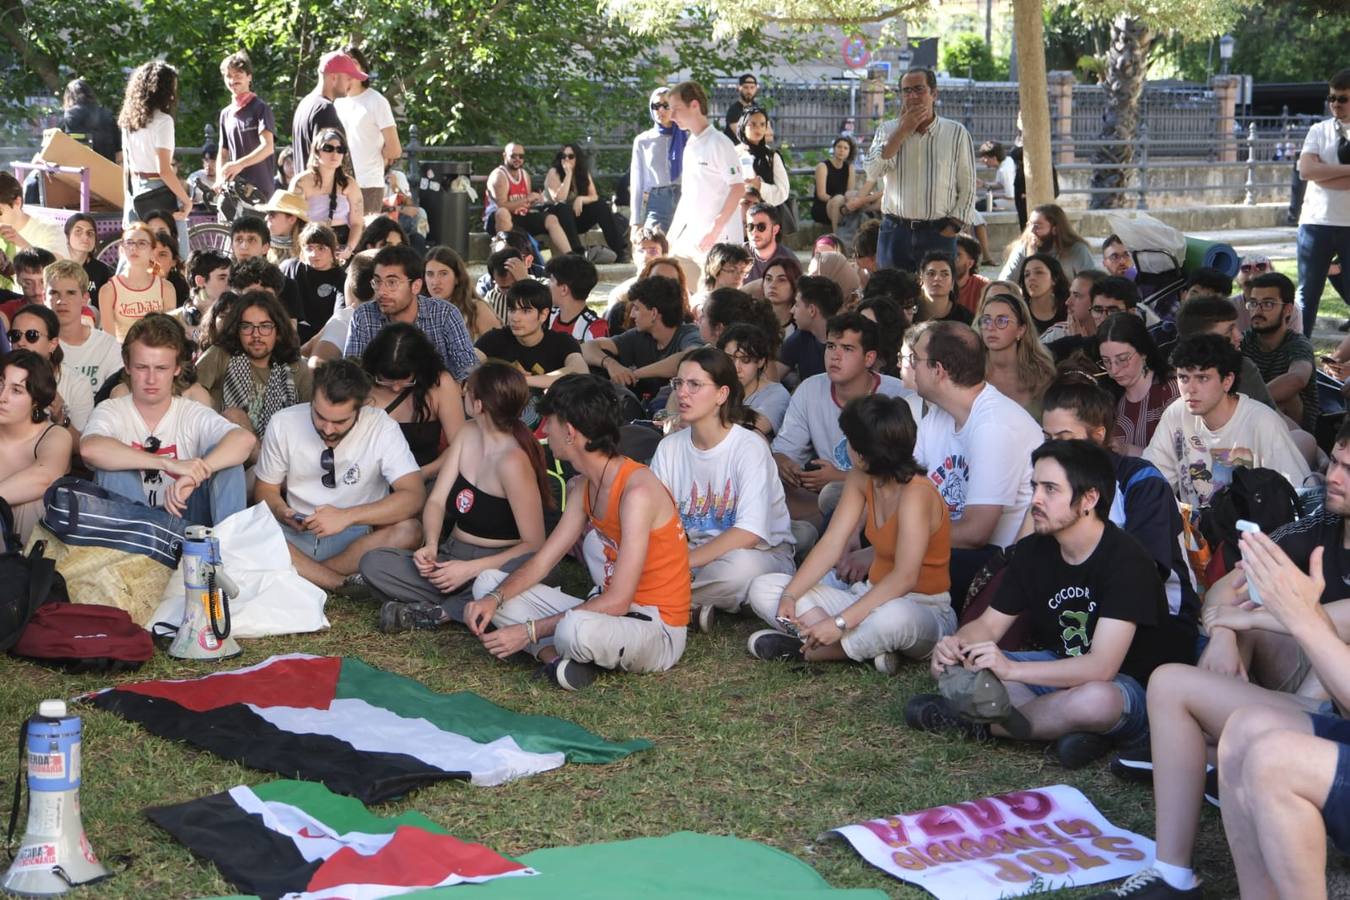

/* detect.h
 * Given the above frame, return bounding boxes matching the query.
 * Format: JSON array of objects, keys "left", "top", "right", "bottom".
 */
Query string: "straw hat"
[{"left": 260, "top": 190, "right": 310, "bottom": 222}]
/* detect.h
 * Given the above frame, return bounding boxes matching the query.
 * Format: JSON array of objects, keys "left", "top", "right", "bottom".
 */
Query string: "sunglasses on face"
[
  {"left": 560, "top": 153, "right": 576, "bottom": 160},
  {"left": 1330, "top": 94, "right": 1350, "bottom": 105},
  {"left": 746, "top": 221, "right": 770, "bottom": 233},
  {"left": 1239, "top": 262, "right": 1269, "bottom": 273},
  {"left": 7, "top": 329, "right": 44, "bottom": 344},
  {"left": 321, "top": 447, "right": 336, "bottom": 489},
  {"left": 650, "top": 102, "right": 670, "bottom": 111},
  {"left": 508, "top": 153, "right": 525, "bottom": 160},
  {"left": 319, "top": 143, "right": 347, "bottom": 154}
]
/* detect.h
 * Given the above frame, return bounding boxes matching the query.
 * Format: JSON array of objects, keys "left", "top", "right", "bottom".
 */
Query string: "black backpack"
[
  {"left": 1204, "top": 466, "right": 1302, "bottom": 573},
  {"left": 0, "top": 498, "right": 68, "bottom": 652}
]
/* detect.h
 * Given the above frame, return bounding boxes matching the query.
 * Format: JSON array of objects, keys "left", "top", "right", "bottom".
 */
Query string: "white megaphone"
[
  {"left": 3, "top": 700, "right": 110, "bottom": 896},
  {"left": 167, "top": 525, "right": 241, "bottom": 661}
]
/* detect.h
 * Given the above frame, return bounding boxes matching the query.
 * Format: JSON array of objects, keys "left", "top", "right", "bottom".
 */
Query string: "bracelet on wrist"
[{"left": 526, "top": 619, "right": 537, "bottom": 644}]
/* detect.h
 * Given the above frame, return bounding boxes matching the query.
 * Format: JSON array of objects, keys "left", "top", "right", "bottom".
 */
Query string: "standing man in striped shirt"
[{"left": 863, "top": 69, "right": 976, "bottom": 273}]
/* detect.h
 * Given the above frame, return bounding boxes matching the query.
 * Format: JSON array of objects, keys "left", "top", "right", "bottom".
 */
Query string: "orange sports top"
[
  {"left": 584, "top": 457, "right": 691, "bottom": 627},
  {"left": 864, "top": 476, "right": 952, "bottom": 595}
]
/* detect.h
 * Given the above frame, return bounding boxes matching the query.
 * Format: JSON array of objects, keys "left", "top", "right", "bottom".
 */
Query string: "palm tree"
[{"left": 1089, "top": 15, "right": 1155, "bottom": 209}]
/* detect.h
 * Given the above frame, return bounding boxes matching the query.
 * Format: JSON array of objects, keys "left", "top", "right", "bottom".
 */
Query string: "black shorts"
[{"left": 1310, "top": 712, "right": 1350, "bottom": 853}]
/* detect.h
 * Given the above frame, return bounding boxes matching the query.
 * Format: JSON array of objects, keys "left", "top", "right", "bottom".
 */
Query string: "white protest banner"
[{"left": 832, "top": 784, "right": 1154, "bottom": 899}]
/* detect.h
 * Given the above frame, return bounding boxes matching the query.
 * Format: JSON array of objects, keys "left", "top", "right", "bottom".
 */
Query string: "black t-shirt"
[
  {"left": 937, "top": 303, "right": 975, "bottom": 326},
  {"left": 779, "top": 329, "right": 825, "bottom": 382},
  {"left": 475, "top": 327, "right": 580, "bottom": 378},
  {"left": 83, "top": 258, "right": 114, "bottom": 304},
  {"left": 1270, "top": 510, "right": 1350, "bottom": 605},
  {"left": 291, "top": 91, "right": 342, "bottom": 176},
  {"left": 280, "top": 258, "right": 345, "bottom": 341},
  {"left": 992, "top": 522, "right": 1188, "bottom": 685},
  {"left": 62, "top": 103, "right": 120, "bottom": 161}
]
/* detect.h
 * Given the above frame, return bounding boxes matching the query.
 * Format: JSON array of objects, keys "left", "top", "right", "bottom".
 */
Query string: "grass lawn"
[{"left": 0, "top": 557, "right": 1240, "bottom": 899}]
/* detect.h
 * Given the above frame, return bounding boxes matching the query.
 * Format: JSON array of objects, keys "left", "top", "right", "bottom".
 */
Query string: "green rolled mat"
[{"left": 1185, "top": 237, "right": 1239, "bottom": 278}]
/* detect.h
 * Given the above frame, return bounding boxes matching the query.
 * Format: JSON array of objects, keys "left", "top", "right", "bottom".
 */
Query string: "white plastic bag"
[
  {"left": 1101, "top": 212, "right": 1187, "bottom": 273},
  {"left": 152, "top": 503, "right": 330, "bottom": 637}
]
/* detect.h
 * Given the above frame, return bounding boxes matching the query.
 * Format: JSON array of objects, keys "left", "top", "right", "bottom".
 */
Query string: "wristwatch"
[{"left": 833, "top": 615, "right": 848, "bottom": 632}]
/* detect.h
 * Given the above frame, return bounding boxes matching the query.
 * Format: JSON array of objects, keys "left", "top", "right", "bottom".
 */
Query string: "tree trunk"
[
  {"left": 0, "top": 0, "right": 63, "bottom": 92},
  {"left": 1089, "top": 15, "right": 1154, "bottom": 209},
  {"left": 1013, "top": 0, "right": 1054, "bottom": 210}
]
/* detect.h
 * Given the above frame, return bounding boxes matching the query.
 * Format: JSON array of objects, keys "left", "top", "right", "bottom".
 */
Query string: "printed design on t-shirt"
[
  {"left": 134, "top": 439, "right": 178, "bottom": 507},
  {"left": 116, "top": 295, "right": 163, "bottom": 320},
  {"left": 832, "top": 437, "right": 854, "bottom": 471},
  {"left": 341, "top": 463, "right": 360, "bottom": 486},
  {"left": 927, "top": 453, "right": 969, "bottom": 518},
  {"left": 679, "top": 479, "right": 738, "bottom": 534},
  {"left": 455, "top": 488, "right": 474, "bottom": 515},
  {"left": 598, "top": 529, "right": 619, "bottom": 588},
  {"left": 1059, "top": 608, "right": 1091, "bottom": 657},
  {"left": 1172, "top": 429, "right": 1253, "bottom": 506}
]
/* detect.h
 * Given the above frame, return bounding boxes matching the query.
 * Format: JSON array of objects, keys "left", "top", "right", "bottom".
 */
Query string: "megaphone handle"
[
  {"left": 206, "top": 573, "right": 231, "bottom": 641},
  {"left": 215, "top": 568, "right": 240, "bottom": 600}
]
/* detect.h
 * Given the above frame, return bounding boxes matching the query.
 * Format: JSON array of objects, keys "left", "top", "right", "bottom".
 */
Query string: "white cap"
[{"left": 38, "top": 700, "right": 67, "bottom": 718}]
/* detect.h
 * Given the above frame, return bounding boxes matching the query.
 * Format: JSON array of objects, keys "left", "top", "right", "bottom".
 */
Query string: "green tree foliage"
[
  {"left": 0, "top": 0, "right": 816, "bottom": 149},
  {"left": 1161, "top": 2, "right": 1350, "bottom": 83},
  {"left": 940, "top": 33, "right": 1005, "bottom": 81}
]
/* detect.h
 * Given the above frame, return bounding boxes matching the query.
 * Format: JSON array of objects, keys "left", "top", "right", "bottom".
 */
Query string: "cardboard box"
[{"left": 36, "top": 129, "right": 125, "bottom": 210}]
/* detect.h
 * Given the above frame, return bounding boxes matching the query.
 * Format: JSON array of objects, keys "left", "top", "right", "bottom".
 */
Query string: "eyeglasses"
[
  {"left": 369, "top": 276, "right": 410, "bottom": 290},
  {"left": 903, "top": 352, "right": 932, "bottom": 366},
  {"left": 650, "top": 102, "right": 670, "bottom": 110},
  {"left": 319, "top": 143, "right": 347, "bottom": 154},
  {"left": 1245, "top": 298, "right": 1289, "bottom": 312},
  {"left": 900, "top": 85, "right": 929, "bottom": 96},
  {"left": 1330, "top": 94, "right": 1350, "bottom": 105},
  {"left": 746, "top": 221, "right": 770, "bottom": 233},
  {"left": 1102, "top": 351, "right": 1139, "bottom": 371},
  {"left": 1090, "top": 305, "right": 1126, "bottom": 317},
  {"left": 978, "top": 314, "right": 1014, "bottom": 330},
  {"left": 560, "top": 153, "right": 576, "bottom": 160},
  {"left": 122, "top": 239, "right": 152, "bottom": 249},
  {"left": 1105, "top": 251, "right": 1131, "bottom": 263},
  {"left": 6, "top": 329, "right": 43, "bottom": 343},
  {"left": 142, "top": 435, "right": 162, "bottom": 484},
  {"left": 239, "top": 321, "right": 276, "bottom": 335},
  {"left": 321, "top": 448, "right": 336, "bottom": 489},
  {"left": 669, "top": 377, "right": 711, "bottom": 394},
  {"left": 1239, "top": 262, "right": 1269, "bottom": 273}
]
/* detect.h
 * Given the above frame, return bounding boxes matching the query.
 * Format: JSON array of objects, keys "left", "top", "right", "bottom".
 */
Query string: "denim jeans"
[
  {"left": 1296, "top": 222, "right": 1350, "bottom": 333},
  {"left": 1004, "top": 649, "right": 1150, "bottom": 745},
  {"left": 641, "top": 186, "right": 679, "bottom": 233},
  {"left": 877, "top": 216, "right": 956, "bottom": 273},
  {"left": 94, "top": 457, "right": 246, "bottom": 527}
]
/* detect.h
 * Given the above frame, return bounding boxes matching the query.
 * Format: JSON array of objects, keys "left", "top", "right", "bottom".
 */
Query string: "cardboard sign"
[{"left": 832, "top": 784, "right": 1153, "bottom": 899}]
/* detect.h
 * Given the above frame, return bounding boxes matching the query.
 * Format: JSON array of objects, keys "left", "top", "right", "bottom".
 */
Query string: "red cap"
[{"left": 320, "top": 51, "right": 367, "bottom": 81}]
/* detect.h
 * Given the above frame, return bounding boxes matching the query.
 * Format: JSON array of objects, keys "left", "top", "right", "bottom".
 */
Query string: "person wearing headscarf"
[
  {"left": 629, "top": 87, "right": 686, "bottom": 241},
  {"left": 808, "top": 250, "right": 862, "bottom": 307}
]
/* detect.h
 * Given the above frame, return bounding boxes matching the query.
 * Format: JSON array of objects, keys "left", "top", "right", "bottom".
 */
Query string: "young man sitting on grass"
[{"left": 907, "top": 439, "right": 1190, "bottom": 768}]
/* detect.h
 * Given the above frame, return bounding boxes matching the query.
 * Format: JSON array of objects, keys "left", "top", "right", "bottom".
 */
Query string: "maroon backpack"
[{"left": 12, "top": 603, "right": 154, "bottom": 673}]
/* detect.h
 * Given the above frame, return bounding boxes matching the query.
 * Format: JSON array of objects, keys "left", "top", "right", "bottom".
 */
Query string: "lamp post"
[{"left": 1219, "top": 34, "right": 1235, "bottom": 75}]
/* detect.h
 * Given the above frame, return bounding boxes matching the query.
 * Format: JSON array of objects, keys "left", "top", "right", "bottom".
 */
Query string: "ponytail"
[{"left": 509, "top": 419, "right": 557, "bottom": 510}]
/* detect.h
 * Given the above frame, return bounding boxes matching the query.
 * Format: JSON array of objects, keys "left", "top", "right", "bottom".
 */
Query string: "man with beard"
[
  {"left": 483, "top": 143, "right": 582, "bottom": 256},
  {"left": 906, "top": 439, "right": 1188, "bottom": 768},
  {"left": 723, "top": 73, "right": 760, "bottom": 141},
  {"left": 1240, "top": 271, "right": 1319, "bottom": 433},
  {"left": 254, "top": 358, "right": 424, "bottom": 591},
  {"left": 291, "top": 51, "right": 358, "bottom": 174},
  {"left": 743, "top": 202, "right": 795, "bottom": 284},
  {"left": 193, "top": 290, "right": 313, "bottom": 465}
]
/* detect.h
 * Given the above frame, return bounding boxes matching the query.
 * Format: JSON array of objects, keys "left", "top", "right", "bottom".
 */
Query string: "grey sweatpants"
[{"left": 359, "top": 537, "right": 525, "bottom": 623}]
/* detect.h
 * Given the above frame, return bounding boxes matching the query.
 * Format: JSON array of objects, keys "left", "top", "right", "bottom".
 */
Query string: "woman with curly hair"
[
  {"left": 998, "top": 202, "right": 1095, "bottom": 282},
  {"left": 118, "top": 61, "right": 191, "bottom": 252},
  {"left": 543, "top": 143, "right": 627, "bottom": 261},
  {"left": 977, "top": 289, "right": 1056, "bottom": 415},
  {"left": 424, "top": 246, "right": 499, "bottom": 341},
  {"left": 606, "top": 255, "right": 690, "bottom": 335},
  {"left": 290, "top": 126, "right": 364, "bottom": 259}
]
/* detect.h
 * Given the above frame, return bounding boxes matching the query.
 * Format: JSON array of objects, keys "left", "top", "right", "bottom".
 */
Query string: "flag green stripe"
[
  {"left": 334, "top": 658, "right": 652, "bottom": 761},
  {"left": 250, "top": 780, "right": 451, "bottom": 837}
]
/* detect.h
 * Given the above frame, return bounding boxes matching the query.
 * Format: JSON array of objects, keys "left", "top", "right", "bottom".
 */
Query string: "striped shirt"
[
  {"left": 1240, "top": 328, "right": 1320, "bottom": 433},
  {"left": 863, "top": 115, "right": 977, "bottom": 225}
]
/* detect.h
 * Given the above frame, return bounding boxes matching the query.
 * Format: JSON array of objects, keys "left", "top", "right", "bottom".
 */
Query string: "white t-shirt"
[
  {"left": 771, "top": 373, "right": 916, "bottom": 470},
  {"left": 994, "top": 156, "right": 1017, "bottom": 201},
  {"left": 83, "top": 395, "right": 239, "bottom": 509},
  {"left": 18, "top": 216, "right": 68, "bottom": 258},
  {"left": 254, "top": 404, "right": 418, "bottom": 515},
  {"left": 667, "top": 123, "right": 745, "bottom": 259},
  {"left": 1143, "top": 394, "right": 1311, "bottom": 509},
  {"left": 746, "top": 381, "right": 791, "bottom": 435},
  {"left": 914, "top": 384, "right": 1041, "bottom": 549},
  {"left": 317, "top": 305, "right": 355, "bottom": 352},
  {"left": 122, "top": 111, "right": 175, "bottom": 175},
  {"left": 1299, "top": 118, "right": 1350, "bottom": 227},
  {"left": 56, "top": 364, "right": 94, "bottom": 431},
  {"left": 60, "top": 328, "right": 123, "bottom": 392},
  {"left": 335, "top": 89, "right": 397, "bottom": 188},
  {"left": 651, "top": 424, "right": 794, "bottom": 549}
]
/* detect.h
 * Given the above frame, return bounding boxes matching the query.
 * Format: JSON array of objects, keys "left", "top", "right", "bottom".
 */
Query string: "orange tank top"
[
  {"left": 864, "top": 476, "right": 951, "bottom": 595},
  {"left": 584, "top": 457, "right": 691, "bottom": 627},
  {"left": 109, "top": 275, "right": 171, "bottom": 342}
]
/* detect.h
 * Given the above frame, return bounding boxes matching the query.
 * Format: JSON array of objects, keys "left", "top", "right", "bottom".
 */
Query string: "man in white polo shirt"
[
  {"left": 666, "top": 80, "right": 745, "bottom": 284},
  {"left": 1295, "top": 67, "right": 1350, "bottom": 334},
  {"left": 253, "top": 358, "right": 425, "bottom": 591}
]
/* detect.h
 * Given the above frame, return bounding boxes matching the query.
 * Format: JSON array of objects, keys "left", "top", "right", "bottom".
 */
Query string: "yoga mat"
[{"left": 1185, "top": 238, "right": 1239, "bottom": 278}]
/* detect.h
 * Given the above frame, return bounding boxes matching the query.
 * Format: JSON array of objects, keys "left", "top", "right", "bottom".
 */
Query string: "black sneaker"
[
  {"left": 548, "top": 658, "right": 600, "bottom": 692},
  {"left": 1110, "top": 744, "right": 1154, "bottom": 783},
  {"left": 336, "top": 572, "right": 375, "bottom": 599},
  {"left": 1204, "top": 767, "right": 1220, "bottom": 808},
  {"left": 903, "top": 693, "right": 991, "bottom": 740},
  {"left": 1051, "top": 732, "right": 1114, "bottom": 769},
  {"left": 747, "top": 629, "right": 804, "bottom": 662},
  {"left": 378, "top": 600, "right": 449, "bottom": 634},
  {"left": 1087, "top": 867, "right": 1201, "bottom": 898}
]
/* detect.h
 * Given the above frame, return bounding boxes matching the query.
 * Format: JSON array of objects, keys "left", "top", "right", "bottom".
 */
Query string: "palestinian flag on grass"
[
  {"left": 85, "top": 654, "right": 649, "bottom": 802},
  {"left": 148, "top": 779, "right": 534, "bottom": 899}
]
